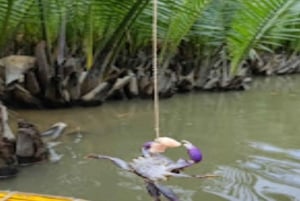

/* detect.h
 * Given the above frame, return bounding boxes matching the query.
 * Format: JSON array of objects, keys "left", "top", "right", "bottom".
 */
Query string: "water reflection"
[{"left": 204, "top": 142, "right": 300, "bottom": 201}]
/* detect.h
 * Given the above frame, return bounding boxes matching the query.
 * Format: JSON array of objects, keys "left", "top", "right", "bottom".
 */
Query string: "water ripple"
[{"left": 204, "top": 142, "right": 300, "bottom": 201}]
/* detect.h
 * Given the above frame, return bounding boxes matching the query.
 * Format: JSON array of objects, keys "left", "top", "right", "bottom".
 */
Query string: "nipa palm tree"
[{"left": 0, "top": 0, "right": 300, "bottom": 107}]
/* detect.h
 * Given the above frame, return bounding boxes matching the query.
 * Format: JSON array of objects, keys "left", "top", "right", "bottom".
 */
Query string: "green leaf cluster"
[{"left": 1, "top": 0, "right": 300, "bottom": 76}]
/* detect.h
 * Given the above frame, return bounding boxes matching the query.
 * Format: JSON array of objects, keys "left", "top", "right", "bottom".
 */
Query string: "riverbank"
[{"left": 1, "top": 50, "right": 299, "bottom": 109}]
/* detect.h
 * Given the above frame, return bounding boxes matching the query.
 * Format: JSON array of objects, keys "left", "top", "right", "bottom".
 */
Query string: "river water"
[{"left": 1, "top": 76, "right": 300, "bottom": 201}]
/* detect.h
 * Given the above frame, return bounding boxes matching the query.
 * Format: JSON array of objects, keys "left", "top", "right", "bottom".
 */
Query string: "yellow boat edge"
[{"left": 0, "top": 191, "right": 88, "bottom": 201}]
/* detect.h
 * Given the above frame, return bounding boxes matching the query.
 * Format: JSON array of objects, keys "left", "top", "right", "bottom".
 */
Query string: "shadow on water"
[{"left": 204, "top": 142, "right": 300, "bottom": 201}]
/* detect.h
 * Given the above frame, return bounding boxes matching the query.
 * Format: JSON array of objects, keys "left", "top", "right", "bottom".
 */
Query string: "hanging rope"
[{"left": 152, "top": 0, "right": 160, "bottom": 138}]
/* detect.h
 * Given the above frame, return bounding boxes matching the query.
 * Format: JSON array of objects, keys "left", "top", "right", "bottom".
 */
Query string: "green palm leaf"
[
  {"left": 90, "top": 0, "right": 150, "bottom": 76},
  {"left": 190, "top": 0, "right": 238, "bottom": 48},
  {"left": 160, "top": 0, "right": 212, "bottom": 63},
  {"left": 228, "top": 0, "right": 300, "bottom": 75},
  {"left": 0, "top": 0, "right": 35, "bottom": 53},
  {"left": 129, "top": 0, "right": 179, "bottom": 50}
]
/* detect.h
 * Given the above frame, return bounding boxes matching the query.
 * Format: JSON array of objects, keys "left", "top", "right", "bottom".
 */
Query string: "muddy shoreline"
[{"left": 1, "top": 49, "right": 299, "bottom": 109}]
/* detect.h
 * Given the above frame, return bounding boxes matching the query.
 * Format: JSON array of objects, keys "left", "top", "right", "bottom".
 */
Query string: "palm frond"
[
  {"left": 228, "top": 0, "right": 300, "bottom": 75},
  {"left": 0, "top": 0, "right": 35, "bottom": 53},
  {"left": 92, "top": 0, "right": 151, "bottom": 77},
  {"left": 159, "top": 0, "right": 212, "bottom": 67},
  {"left": 190, "top": 0, "right": 238, "bottom": 48}
]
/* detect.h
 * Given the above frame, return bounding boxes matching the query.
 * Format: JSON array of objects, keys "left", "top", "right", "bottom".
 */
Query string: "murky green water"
[{"left": 1, "top": 76, "right": 300, "bottom": 201}]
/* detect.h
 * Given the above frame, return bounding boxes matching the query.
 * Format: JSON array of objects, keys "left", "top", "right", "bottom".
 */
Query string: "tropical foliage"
[{"left": 0, "top": 0, "right": 300, "bottom": 107}]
